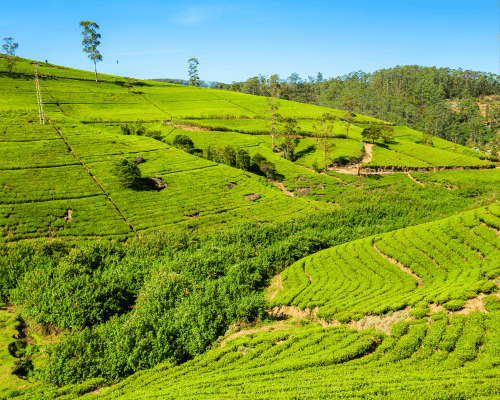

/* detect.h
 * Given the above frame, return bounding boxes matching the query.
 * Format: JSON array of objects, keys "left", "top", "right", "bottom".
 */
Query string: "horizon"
[{"left": 1, "top": 0, "right": 498, "bottom": 83}]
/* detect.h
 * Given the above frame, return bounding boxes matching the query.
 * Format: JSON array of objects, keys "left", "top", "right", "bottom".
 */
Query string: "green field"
[
  {"left": 271, "top": 203, "right": 500, "bottom": 322},
  {"left": 2, "top": 57, "right": 500, "bottom": 399}
]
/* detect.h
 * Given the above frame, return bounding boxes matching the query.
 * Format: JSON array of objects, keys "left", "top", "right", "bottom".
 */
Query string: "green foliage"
[
  {"left": 187, "top": 58, "right": 199, "bottom": 86},
  {"left": 113, "top": 158, "right": 141, "bottom": 188},
  {"left": 29, "top": 313, "right": 500, "bottom": 400},
  {"left": 361, "top": 126, "right": 384, "bottom": 143},
  {"left": 2, "top": 37, "right": 18, "bottom": 74},
  {"left": 271, "top": 204, "right": 500, "bottom": 322},
  {"left": 235, "top": 148, "right": 251, "bottom": 170},
  {"left": 79, "top": 22, "right": 102, "bottom": 81},
  {"left": 443, "top": 300, "right": 466, "bottom": 311},
  {"left": 120, "top": 123, "right": 162, "bottom": 140},
  {"left": 483, "top": 295, "right": 500, "bottom": 312},
  {"left": 171, "top": 134, "right": 194, "bottom": 152},
  {"left": 10, "top": 242, "right": 135, "bottom": 329}
]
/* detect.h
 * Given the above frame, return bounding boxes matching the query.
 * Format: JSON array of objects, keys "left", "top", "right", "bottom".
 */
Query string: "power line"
[{"left": 34, "top": 64, "right": 46, "bottom": 124}]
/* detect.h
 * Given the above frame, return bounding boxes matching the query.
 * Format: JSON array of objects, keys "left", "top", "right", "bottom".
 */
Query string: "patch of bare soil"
[
  {"left": 304, "top": 268, "right": 313, "bottom": 283},
  {"left": 220, "top": 320, "right": 288, "bottom": 348},
  {"left": 331, "top": 142, "right": 374, "bottom": 175},
  {"left": 373, "top": 243, "right": 423, "bottom": 288},
  {"left": 225, "top": 182, "right": 236, "bottom": 189},
  {"left": 265, "top": 274, "right": 284, "bottom": 302},
  {"left": 246, "top": 194, "right": 261, "bottom": 202},
  {"left": 172, "top": 124, "right": 211, "bottom": 132},
  {"left": 186, "top": 212, "right": 200, "bottom": 219},
  {"left": 347, "top": 308, "right": 412, "bottom": 335},
  {"left": 268, "top": 305, "right": 319, "bottom": 319},
  {"left": 270, "top": 180, "right": 295, "bottom": 197},
  {"left": 150, "top": 177, "right": 168, "bottom": 190},
  {"left": 63, "top": 210, "right": 72, "bottom": 222},
  {"left": 294, "top": 187, "right": 311, "bottom": 196},
  {"left": 405, "top": 173, "right": 424, "bottom": 186}
]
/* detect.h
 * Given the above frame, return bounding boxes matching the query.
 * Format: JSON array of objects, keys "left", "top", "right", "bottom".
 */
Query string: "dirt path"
[
  {"left": 331, "top": 142, "right": 374, "bottom": 175},
  {"left": 266, "top": 274, "right": 284, "bottom": 302},
  {"left": 270, "top": 180, "right": 295, "bottom": 197},
  {"left": 405, "top": 172, "right": 424, "bottom": 186},
  {"left": 373, "top": 243, "right": 423, "bottom": 288},
  {"left": 172, "top": 124, "right": 211, "bottom": 132},
  {"left": 304, "top": 268, "right": 313, "bottom": 283}
]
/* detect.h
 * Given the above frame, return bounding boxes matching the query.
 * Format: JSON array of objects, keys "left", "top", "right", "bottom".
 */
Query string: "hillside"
[{"left": 2, "top": 58, "right": 500, "bottom": 399}]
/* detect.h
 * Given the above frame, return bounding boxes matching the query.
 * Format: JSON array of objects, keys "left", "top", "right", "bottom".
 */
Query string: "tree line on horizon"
[{"left": 220, "top": 66, "right": 500, "bottom": 151}]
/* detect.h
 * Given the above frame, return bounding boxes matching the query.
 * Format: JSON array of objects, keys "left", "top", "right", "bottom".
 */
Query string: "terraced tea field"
[
  {"left": 20, "top": 313, "right": 500, "bottom": 400},
  {"left": 3, "top": 57, "right": 500, "bottom": 399},
  {"left": 271, "top": 202, "right": 500, "bottom": 322}
]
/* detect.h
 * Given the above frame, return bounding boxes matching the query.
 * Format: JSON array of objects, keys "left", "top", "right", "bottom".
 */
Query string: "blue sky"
[{"left": 1, "top": 0, "right": 497, "bottom": 82}]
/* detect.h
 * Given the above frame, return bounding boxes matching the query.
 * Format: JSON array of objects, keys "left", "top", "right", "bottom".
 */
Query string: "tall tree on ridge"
[
  {"left": 2, "top": 37, "right": 18, "bottom": 74},
  {"left": 79, "top": 21, "right": 102, "bottom": 82},
  {"left": 188, "top": 58, "right": 199, "bottom": 86},
  {"left": 340, "top": 96, "right": 359, "bottom": 139},
  {"left": 313, "top": 113, "right": 337, "bottom": 172}
]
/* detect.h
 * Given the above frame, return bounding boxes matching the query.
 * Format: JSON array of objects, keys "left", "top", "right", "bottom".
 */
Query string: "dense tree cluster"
[{"left": 225, "top": 66, "right": 500, "bottom": 150}]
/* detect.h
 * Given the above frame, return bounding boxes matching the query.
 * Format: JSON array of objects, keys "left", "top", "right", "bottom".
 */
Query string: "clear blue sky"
[{"left": 1, "top": 0, "right": 498, "bottom": 82}]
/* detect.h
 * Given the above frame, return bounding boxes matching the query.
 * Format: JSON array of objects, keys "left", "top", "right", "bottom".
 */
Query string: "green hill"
[{"left": 2, "top": 58, "right": 500, "bottom": 399}]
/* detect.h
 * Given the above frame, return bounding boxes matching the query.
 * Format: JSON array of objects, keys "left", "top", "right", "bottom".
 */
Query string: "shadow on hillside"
[
  {"left": 295, "top": 145, "right": 317, "bottom": 159},
  {"left": 0, "top": 73, "right": 36, "bottom": 81},
  {"left": 134, "top": 177, "right": 167, "bottom": 192}
]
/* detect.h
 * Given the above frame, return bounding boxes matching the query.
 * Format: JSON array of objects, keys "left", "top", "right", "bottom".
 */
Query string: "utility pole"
[{"left": 33, "top": 64, "right": 46, "bottom": 124}]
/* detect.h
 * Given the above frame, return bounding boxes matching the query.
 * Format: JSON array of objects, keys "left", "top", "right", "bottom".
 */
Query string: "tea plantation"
[{"left": 2, "top": 57, "right": 500, "bottom": 399}]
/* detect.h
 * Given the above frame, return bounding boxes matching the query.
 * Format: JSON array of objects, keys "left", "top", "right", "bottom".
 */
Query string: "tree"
[
  {"left": 114, "top": 158, "right": 141, "bottom": 188},
  {"left": 124, "top": 78, "right": 133, "bottom": 94},
  {"left": 361, "top": 126, "right": 381, "bottom": 143},
  {"left": 79, "top": 21, "right": 102, "bottom": 82},
  {"left": 313, "top": 113, "right": 337, "bottom": 172},
  {"left": 188, "top": 58, "right": 199, "bottom": 86},
  {"left": 235, "top": 149, "right": 251, "bottom": 170},
  {"left": 380, "top": 126, "right": 395, "bottom": 143},
  {"left": 264, "top": 98, "right": 281, "bottom": 151},
  {"left": 2, "top": 37, "right": 18, "bottom": 74},
  {"left": 259, "top": 160, "right": 276, "bottom": 179},
  {"left": 340, "top": 96, "right": 359, "bottom": 139},
  {"left": 267, "top": 74, "right": 282, "bottom": 98},
  {"left": 172, "top": 135, "right": 194, "bottom": 152},
  {"left": 278, "top": 117, "right": 301, "bottom": 161}
]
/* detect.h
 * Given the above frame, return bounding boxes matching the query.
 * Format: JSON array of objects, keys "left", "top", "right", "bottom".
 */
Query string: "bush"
[
  {"left": 482, "top": 295, "right": 500, "bottom": 312},
  {"left": 11, "top": 241, "right": 136, "bottom": 329},
  {"left": 113, "top": 158, "right": 141, "bottom": 188},
  {"left": 236, "top": 149, "right": 251, "bottom": 170},
  {"left": 443, "top": 300, "right": 466, "bottom": 311},
  {"left": 409, "top": 307, "right": 429, "bottom": 319},
  {"left": 172, "top": 135, "right": 194, "bottom": 152}
]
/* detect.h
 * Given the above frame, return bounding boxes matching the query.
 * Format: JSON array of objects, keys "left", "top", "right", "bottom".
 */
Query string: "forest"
[{"left": 219, "top": 66, "right": 500, "bottom": 150}]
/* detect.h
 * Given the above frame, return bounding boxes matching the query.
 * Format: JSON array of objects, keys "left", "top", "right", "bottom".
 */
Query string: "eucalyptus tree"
[
  {"left": 79, "top": 21, "right": 102, "bottom": 82},
  {"left": 313, "top": 113, "right": 337, "bottom": 172},
  {"left": 188, "top": 58, "right": 199, "bottom": 86},
  {"left": 2, "top": 37, "right": 18, "bottom": 73}
]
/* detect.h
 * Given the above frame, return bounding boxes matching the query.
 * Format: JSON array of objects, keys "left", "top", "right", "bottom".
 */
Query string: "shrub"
[
  {"left": 236, "top": 149, "right": 251, "bottom": 170},
  {"left": 443, "top": 300, "right": 466, "bottom": 311},
  {"left": 113, "top": 158, "right": 141, "bottom": 188},
  {"left": 172, "top": 135, "right": 194, "bottom": 152},
  {"left": 482, "top": 295, "right": 500, "bottom": 312}
]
